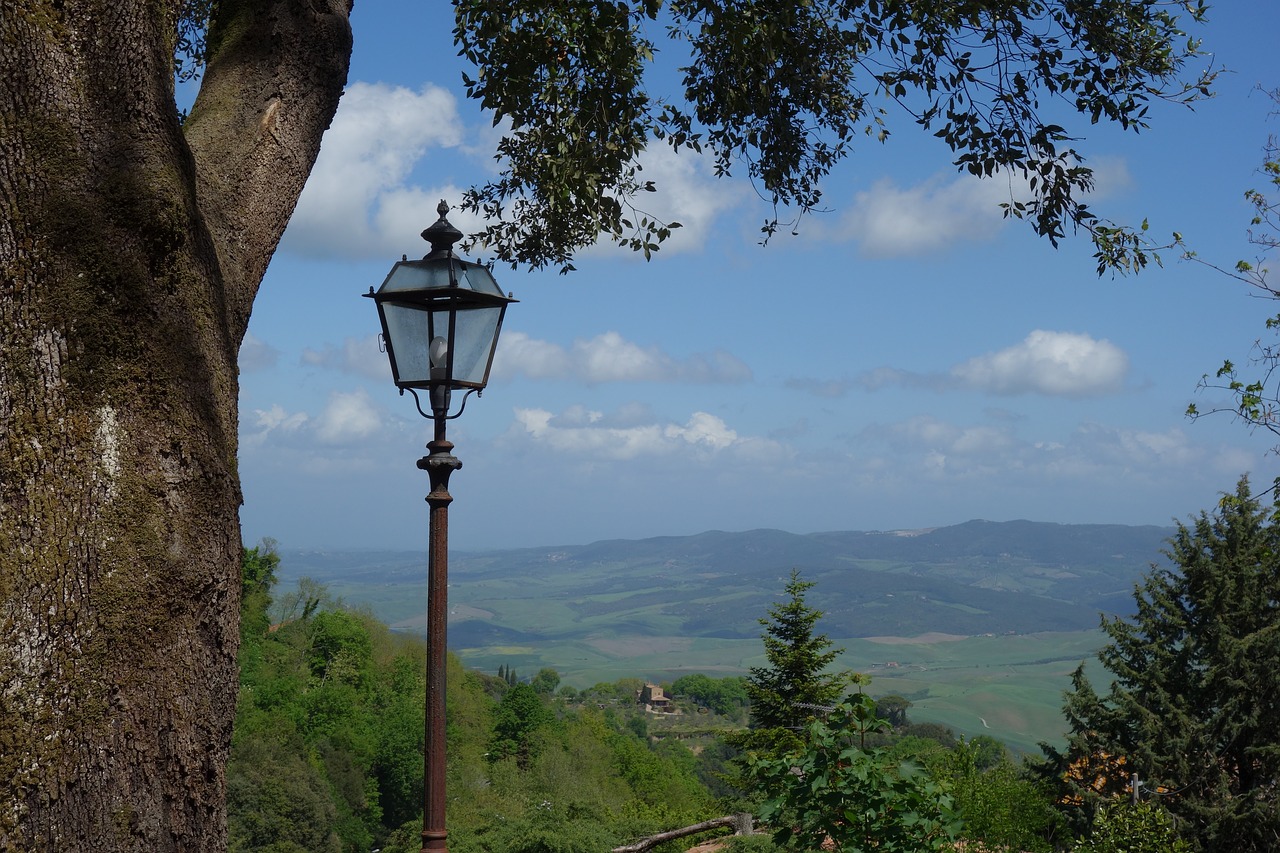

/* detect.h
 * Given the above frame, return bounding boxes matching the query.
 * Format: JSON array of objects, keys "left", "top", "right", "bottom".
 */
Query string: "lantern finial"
[{"left": 421, "top": 200, "right": 463, "bottom": 259}]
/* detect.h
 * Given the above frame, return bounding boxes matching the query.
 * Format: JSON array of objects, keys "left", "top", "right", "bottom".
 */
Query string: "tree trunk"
[{"left": 0, "top": 1, "right": 351, "bottom": 849}]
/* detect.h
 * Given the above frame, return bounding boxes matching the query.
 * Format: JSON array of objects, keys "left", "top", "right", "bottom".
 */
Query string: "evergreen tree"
[
  {"left": 1047, "top": 476, "right": 1280, "bottom": 852},
  {"left": 747, "top": 570, "right": 848, "bottom": 732}
]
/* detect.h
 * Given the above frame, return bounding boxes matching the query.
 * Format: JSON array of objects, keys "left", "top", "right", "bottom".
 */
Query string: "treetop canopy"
[{"left": 452, "top": 0, "right": 1215, "bottom": 271}]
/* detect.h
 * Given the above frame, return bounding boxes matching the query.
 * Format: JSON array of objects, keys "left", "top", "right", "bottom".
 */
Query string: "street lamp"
[{"left": 366, "top": 201, "right": 516, "bottom": 853}]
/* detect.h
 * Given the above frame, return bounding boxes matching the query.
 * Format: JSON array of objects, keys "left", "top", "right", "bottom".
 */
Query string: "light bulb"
[{"left": 429, "top": 335, "right": 448, "bottom": 368}]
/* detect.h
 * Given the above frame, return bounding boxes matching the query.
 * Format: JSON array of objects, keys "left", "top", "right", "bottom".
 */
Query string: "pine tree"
[
  {"left": 747, "top": 570, "right": 848, "bottom": 732},
  {"left": 1047, "top": 476, "right": 1280, "bottom": 851}
]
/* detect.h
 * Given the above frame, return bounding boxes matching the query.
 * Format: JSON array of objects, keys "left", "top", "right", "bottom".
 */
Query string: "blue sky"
[{"left": 237, "top": 4, "right": 1280, "bottom": 552}]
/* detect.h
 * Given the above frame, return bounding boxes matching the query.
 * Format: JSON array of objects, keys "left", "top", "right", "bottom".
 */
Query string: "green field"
[
  {"left": 842, "top": 631, "right": 1110, "bottom": 754},
  {"left": 454, "top": 629, "right": 1108, "bottom": 755},
  {"left": 273, "top": 524, "right": 1153, "bottom": 756}
]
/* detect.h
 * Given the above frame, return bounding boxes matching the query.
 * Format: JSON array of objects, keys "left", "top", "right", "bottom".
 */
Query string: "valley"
[{"left": 273, "top": 519, "right": 1169, "bottom": 753}]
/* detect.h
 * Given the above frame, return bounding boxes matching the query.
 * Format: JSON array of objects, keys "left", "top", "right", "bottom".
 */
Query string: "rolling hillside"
[
  {"left": 278, "top": 520, "right": 1171, "bottom": 642},
  {"left": 273, "top": 520, "right": 1171, "bottom": 752}
]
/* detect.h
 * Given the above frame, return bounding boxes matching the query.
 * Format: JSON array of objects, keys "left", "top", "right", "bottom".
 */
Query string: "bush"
[
  {"left": 1071, "top": 802, "right": 1189, "bottom": 853},
  {"left": 745, "top": 694, "right": 961, "bottom": 852}
]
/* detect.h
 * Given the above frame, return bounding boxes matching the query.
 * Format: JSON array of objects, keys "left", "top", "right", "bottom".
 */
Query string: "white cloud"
[
  {"left": 858, "top": 415, "right": 1248, "bottom": 489},
  {"left": 825, "top": 330, "right": 1129, "bottom": 399},
  {"left": 1051, "top": 423, "right": 1207, "bottom": 475},
  {"left": 575, "top": 331, "right": 663, "bottom": 382},
  {"left": 494, "top": 330, "right": 752, "bottom": 384},
  {"left": 504, "top": 140, "right": 744, "bottom": 261},
  {"left": 870, "top": 416, "right": 1017, "bottom": 475},
  {"left": 281, "top": 82, "right": 469, "bottom": 258},
  {"left": 820, "top": 156, "right": 1133, "bottom": 257},
  {"left": 665, "top": 411, "right": 740, "bottom": 450},
  {"left": 370, "top": 185, "right": 477, "bottom": 251},
  {"left": 494, "top": 331, "right": 575, "bottom": 379},
  {"left": 314, "top": 389, "right": 383, "bottom": 444},
  {"left": 509, "top": 407, "right": 782, "bottom": 461},
  {"left": 278, "top": 80, "right": 744, "bottom": 261},
  {"left": 301, "top": 335, "right": 389, "bottom": 380},
  {"left": 239, "top": 332, "right": 280, "bottom": 372},
  {"left": 514, "top": 408, "right": 663, "bottom": 459},
  {"left": 244, "top": 390, "right": 387, "bottom": 449},
  {"left": 951, "top": 330, "right": 1129, "bottom": 397},
  {"left": 276, "top": 82, "right": 1138, "bottom": 264},
  {"left": 1084, "top": 156, "right": 1134, "bottom": 199},
  {"left": 242, "top": 404, "right": 309, "bottom": 450},
  {"left": 253, "top": 404, "right": 309, "bottom": 434},
  {"left": 549, "top": 402, "right": 657, "bottom": 428},
  {"left": 830, "top": 173, "right": 1012, "bottom": 256},
  {"left": 616, "top": 143, "right": 746, "bottom": 254}
]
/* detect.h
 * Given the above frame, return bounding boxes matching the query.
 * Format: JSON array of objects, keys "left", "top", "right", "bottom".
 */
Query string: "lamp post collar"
[{"left": 421, "top": 200, "right": 463, "bottom": 261}]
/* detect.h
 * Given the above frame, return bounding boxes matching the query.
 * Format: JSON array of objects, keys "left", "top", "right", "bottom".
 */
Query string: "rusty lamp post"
[{"left": 366, "top": 201, "right": 516, "bottom": 852}]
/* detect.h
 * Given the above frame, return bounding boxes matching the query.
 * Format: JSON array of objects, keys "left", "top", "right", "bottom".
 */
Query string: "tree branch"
[
  {"left": 183, "top": 0, "right": 353, "bottom": 340},
  {"left": 611, "top": 814, "right": 755, "bottom": 853}
]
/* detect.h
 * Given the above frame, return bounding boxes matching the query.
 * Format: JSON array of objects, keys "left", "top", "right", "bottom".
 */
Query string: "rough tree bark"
[{"left": 0, "top": 1, "right": 352, "bottom": 849}]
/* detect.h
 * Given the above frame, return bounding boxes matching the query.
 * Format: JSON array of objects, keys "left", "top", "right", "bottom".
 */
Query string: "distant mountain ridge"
[{"left": 279, "top": 519, "right": 1173, "bottom": 643}]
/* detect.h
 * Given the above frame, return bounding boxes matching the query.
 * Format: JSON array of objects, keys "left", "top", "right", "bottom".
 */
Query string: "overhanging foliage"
[{"left": 454, "top": 0, "right": 1216, "bottom": 271}]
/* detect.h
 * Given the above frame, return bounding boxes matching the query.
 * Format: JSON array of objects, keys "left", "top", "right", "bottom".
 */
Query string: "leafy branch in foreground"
[
  {"left": 1185, "top": 88, "right": 1280, "bottom": 442},
  {"left": 1069, "top": 802, "right": 1190, "bottom": 853},
  {"left": 746, "top": 694, "right": 961, "bottom": 852},
  {"left": 453, "top": 0, "right": 1216, "bottom": 271}
]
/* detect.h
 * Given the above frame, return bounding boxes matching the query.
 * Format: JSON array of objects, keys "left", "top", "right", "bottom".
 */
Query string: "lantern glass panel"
[
  {"left": 455, "top": 263, "right": 504, "bottom": 297},
  {"left": 380, "top": 303, "right": 504, "bottom": 389},
  {"left": 450, "top": 306, "right": 504, "bottom": 386},
  {"left": 380, "top": 302, "right": 434, "bottom": 386},
  {"left": 379, "top": 260, "right": 453, "bottom": 292}
]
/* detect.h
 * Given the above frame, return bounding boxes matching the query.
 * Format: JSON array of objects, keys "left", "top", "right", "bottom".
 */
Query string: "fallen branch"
[{"left": 611, "top": 813, "right": 755, "bottom": 853}]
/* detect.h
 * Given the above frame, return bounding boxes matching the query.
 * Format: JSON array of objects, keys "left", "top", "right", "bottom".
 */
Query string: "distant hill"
[{"left": 278, "top": 520, "right": 1173, "bottom": 643}]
